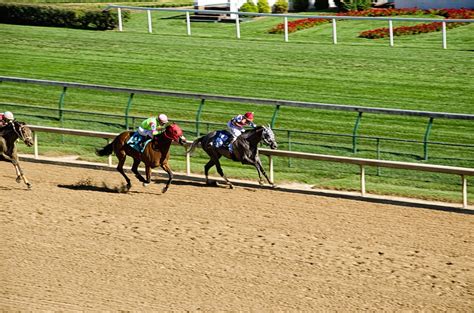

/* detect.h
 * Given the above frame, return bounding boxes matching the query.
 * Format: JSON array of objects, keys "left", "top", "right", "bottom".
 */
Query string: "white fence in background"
[
  {"left": 108, "top": 5, "right": 474, "bottom": 49},
  {"left": 27, "top": 125, "right": 474, "bottom": 209}
]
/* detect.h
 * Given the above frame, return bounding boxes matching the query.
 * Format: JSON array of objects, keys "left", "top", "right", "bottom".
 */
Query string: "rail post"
[
  {"left": 147, "top": 10, "right": 153, "bottom": 33},
  {"left": 442, "top": 21, "right": 447, "bottom": 49},
  {"left": 118, "top": 8, "right": 123, "bottom": 32},
  {"left": 235, "top": 14, "right": 241, "bottom": 39},
  {"left": 332, "top": 19, "right": 337, "bottom": 44},
  {"left": 270, "top": 105, "right": 280, "bottom": 128},
  {"left": 186, "top": 12, "right": 191, "bottom": 36},
  {"left": 284, "top": 17, "right": 289, "bottom": 42},
  {"left": 195, "top": 99, "right": 205, "bottom": 137},
  {"left": 125, "top": 93, "right": 134, "bottom": 130},
  {"left": 360, "top": 165, "right": 366, "bottom": 196},
  {"left": 186, "top": 147, "right": 191, "bottom": 176},
  {"left": 269, "top": 155, "right": 274, "bottom": 183},
  {"left": 462, "top": 175, "right": 468, "bottom": 209},
  {"left": 58, "top": 86, "right": 67, "bottom": 125},
  {"left": 107, "top": 139, "right": 113, "bottom": 166},
  {"left": 352, "top": 112, "right": 363, "bottom": 153},
  {"left": 287, "top": 130, "right": 292, "bottom": 168},
  {"left": 389, "top": 19, "right": 394, "bottom": 47},
  {"left": 376, "top": 138, "right": 381, "bottom": 176},
  {"left": 34, "top": 132, "right": 39, "bottom": 159},
  {"left": 423, "top": 117, "right": 433, "bottom": 161}
]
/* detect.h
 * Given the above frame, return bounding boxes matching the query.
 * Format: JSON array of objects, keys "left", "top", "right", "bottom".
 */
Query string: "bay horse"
[
  {"left": 187, "top": 125, "right": 278, "bottom": 188},
  {"left": 0, "top": 121, "right": 34, "bottom": 189},
  {"left": 96, "top": 123, "right": 186, "bottom": 193}
]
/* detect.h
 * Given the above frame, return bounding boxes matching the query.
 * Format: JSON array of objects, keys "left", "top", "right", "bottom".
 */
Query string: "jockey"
[
  {"left": 0, "top": 111, "right": 14, "bottom": 127},
  {"left": 138, "top": 114, "right": 169, "bottom": 139},
  {"left": 227, "top": 112, "right": 256, "bottom": 143}
]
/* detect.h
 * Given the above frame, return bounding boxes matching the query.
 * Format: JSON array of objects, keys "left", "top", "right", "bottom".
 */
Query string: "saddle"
[
  {"left": 213, "top": 130, "right": 232, "bottom": 149},
  {"left": 127, "top": 132, "right": 152, "bottom": 153}
]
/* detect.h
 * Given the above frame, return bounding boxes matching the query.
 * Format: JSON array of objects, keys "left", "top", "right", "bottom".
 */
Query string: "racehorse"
[
  {"left": 0, "top": 121, "right": 34, "bottom": 189},
  {"left": 187, "top": 125, "right": 278, "bottom": 189},
  {"left": 96, "top": 123, "right": 186, "bottom": 193}
]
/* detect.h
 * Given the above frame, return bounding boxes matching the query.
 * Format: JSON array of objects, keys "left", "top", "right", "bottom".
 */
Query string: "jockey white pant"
[
  {"left": 227, "top": 121, "right": 244, "bottom": 140},
  {"left": 138, "top": 127, "right": 153, "bottom": 138}
]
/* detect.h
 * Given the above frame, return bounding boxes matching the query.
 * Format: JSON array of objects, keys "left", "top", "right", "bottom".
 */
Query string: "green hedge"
[{"left": 0, "top": 3, "right": 129, "bottom": 30}]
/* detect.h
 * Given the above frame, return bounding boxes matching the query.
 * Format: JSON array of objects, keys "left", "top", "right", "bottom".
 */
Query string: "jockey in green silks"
[{"left": 137, "top": 114, "right": 169, "bottom": 139}]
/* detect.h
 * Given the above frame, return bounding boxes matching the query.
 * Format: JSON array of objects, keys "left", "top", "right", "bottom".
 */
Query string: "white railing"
[
  {"left": 108, "top": 5, "right": 474, "bottom": 49},
  {"left": 27, "top": 125, "right": 474, "bottom": 209}
]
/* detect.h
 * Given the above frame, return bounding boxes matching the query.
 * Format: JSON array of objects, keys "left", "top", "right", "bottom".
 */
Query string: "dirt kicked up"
[{"left": 1, "top": 162, "right": 473, "bottom": 311}]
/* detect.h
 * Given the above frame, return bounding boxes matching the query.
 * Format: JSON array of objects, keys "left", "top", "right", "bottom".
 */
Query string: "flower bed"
[
  {"left": 268, "top": 17, "right": 329, "bottom": 34},
  {"left": 357, "top": 9, "right": 474, "bottom": 39},
  {"left": 267, "top": 8, "right": 474, "bottom": 38}
]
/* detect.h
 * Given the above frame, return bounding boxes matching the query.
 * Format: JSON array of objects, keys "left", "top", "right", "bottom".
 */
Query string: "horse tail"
[
  {"left": 187, "top": 136, "right": 204, "bottom": 156},
  {"left": 96, "top": 141, "right": 114, "bottom": 156}
]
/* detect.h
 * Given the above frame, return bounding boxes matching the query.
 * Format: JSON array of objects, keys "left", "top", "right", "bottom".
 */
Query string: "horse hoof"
[
  {"left": 229, "top": 184, "right": 234, "bottom": 189},
  {"left": 162, "top": 187, "right": 169, "bottom": 193},
  {"left": 206, "top": 180, "right": 218, "bottom": 187},
  {"left": 27, "top": 183, "right": 32, "bottom": 189},
  {"left": 16, "top": 177, "right": 21, "bottom": 183},
  {"left": 143, "top": 182, "right": 149, "bottom": 187}
]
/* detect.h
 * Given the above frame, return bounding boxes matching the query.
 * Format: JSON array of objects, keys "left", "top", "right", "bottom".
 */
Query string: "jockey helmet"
[
  {"left": 158, "top": 114, "right": 168, "bottom": 124},
  {"left": 244, "top": 112, "right": 254, "bottom": 121},
  {"left": 4, "top": 111, "right": 14, "bottom": 121}
]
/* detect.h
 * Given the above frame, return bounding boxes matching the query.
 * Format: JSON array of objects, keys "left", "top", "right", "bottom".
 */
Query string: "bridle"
[
  {"left": 13, "top": 122, "right": 33, "bottom": 145},
  {"left": 261, "top": 126, "right": 276, "bottom": 147}
]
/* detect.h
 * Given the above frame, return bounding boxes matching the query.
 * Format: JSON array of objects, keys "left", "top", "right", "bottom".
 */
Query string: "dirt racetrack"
[{"left": 1, "top": 161, "right": 473, "bottom": 311}]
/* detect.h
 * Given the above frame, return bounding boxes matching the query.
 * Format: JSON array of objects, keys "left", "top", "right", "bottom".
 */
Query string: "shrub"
[
  {"left": 273, "top": 0, "right": 288, "bottom": 13},
  {"left": 0, "top": 3, "right": 129, "bottom": 30},
  {"left": 314, "top": 0, "right": 330, "bottom": 10},
  {"left": 239, "top": 0, "right": 258, "bottom": 13},
  {"left": 335, "top": 0, "right": 371, "bottom": 12},
  {"left": 292, "top": 0, "right": 309, "bottom": 12},
  {"left": 257, "top": 0, "right": 271, "bottom": 13}
]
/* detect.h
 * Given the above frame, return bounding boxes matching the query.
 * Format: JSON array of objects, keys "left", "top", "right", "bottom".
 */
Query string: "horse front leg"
[
  {"left": 143, "top": 165, "right": 152, "bottom": 187},
  {"left": 255, "top": 157, "right": 274, "bottom": 187},
  {"left": 14, "top": 162, "right": 32, "bottom": 189},
  {"left": 160, "top": 162, "right": 173, "bottom": 193},
  {"left": 1, "top": 152, "right": 31, "bottom": 189},
  {"left": 131, "top": 157, "right": 146, "bottom": 184}
]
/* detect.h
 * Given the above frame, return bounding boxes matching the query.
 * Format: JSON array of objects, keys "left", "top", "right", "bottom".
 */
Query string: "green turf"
[{"left": 0, "top": 9, "right": 473, "bottom": 203}]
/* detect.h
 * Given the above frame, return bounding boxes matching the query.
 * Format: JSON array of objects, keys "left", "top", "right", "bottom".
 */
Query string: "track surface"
[{"left": 1, "top": 162, "right": 473, "bottom": 311}]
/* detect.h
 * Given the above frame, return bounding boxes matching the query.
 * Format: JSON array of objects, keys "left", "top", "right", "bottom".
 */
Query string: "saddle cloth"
[
  {"left": 127, "top": 132, "right": 152, "bottom": 153},
  {"left": 213, "top": 130, "right": 236, "bottom": 153}
]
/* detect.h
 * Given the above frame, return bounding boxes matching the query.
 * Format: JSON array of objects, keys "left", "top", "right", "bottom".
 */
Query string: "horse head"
[
  {"left": 163, "top": 123, "right": 187, "bottom": 145},
  {"left": 14, "top": 121, "right": 34, "bottom": 147},
  {"left": 261, "top": 125, "right": 277, "bottom": 150}
]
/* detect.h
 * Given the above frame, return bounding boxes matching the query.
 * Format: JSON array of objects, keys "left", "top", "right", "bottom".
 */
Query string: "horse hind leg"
[
  {"left": 116, "top": 154, "right": 132, "bottom": 190},
  {"left": 213, "top": 159, "right": 233, "bottom": 189},
  {"left": 131, "top": 157, "right": 147, "bottom": 184}
]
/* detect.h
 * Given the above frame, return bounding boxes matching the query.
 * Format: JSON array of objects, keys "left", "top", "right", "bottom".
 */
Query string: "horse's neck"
[
  {"left": 155, "top": 134, "right": 172, "bottom": 150},
  {"left": 0, "top": 125, "right": 18, "bottom": 143},
  {"left": 241, "top": 128, "right": 263, "bottom": 146}
]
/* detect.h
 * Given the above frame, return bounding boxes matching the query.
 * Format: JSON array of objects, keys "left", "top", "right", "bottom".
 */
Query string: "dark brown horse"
[
  {"left": 187, "top": 125, "right": 278, "bottom": 188},
  {"left": 0, "top": 121, "right": 34, "bottom": 189},
  {"left": 96, "top": 123, "right": 186, "bottom": 193}
]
